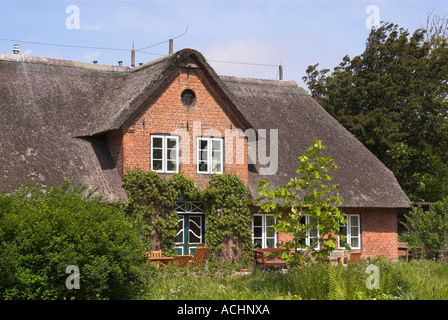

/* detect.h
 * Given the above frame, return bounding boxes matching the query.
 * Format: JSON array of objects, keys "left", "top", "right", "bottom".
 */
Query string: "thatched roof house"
[{"left": 0, "top": 48, "right": 409, "bottom": 259}]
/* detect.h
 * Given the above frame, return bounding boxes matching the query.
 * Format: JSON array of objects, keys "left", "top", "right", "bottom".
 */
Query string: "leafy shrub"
[
  {"left": 0, "top": 181, "right": 148, "bottom": 300},
  {"left": 400, "top": 198, "right": 448, "bottom": 260}
]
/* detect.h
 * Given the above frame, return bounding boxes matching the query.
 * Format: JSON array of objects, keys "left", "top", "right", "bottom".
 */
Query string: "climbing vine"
[
  {"left": 203, "top": 174, "right": 254, "bottom": 266},
  {"left": 123, "top": 170, "right": 253, "bottom": 266},
  {"left": 122, "top": 170, "right": 200, "bottom": 256}
]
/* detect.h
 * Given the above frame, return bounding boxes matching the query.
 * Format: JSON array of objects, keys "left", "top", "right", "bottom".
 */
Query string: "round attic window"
[{"left": 181, "top": 89, "right": 196, "bottom": 106}]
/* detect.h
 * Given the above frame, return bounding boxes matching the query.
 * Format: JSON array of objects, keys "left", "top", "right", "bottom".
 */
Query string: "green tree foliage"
[
  {"left": 0, "top": 180, "right": 147, "bottom": 300},
  {"left": 400, "top": 198, "right": 448, "bottom": 260},
  {"left": 203, "top": 173, "right": 253, "bottom": 266},
  {"left": 255, "top": 140, "right": 346, "bottom": 266},
  {"left": 122, "top": 171, "right": 200, "bottom": 256},
  {"left": 303, "top": 19, "right": 448, "bottom": 202}
]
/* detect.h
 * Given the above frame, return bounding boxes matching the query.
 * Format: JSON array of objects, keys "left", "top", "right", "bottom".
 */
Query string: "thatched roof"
[
  {"left": 0, "top": 49, "right": 409, "bottom": 207},
  {"left": 221, "top": 76, "right": 410, "bottom": 208}
]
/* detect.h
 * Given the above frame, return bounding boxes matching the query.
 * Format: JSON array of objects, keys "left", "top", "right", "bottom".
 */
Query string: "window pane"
[
  {"left": 351, "top": 237, "right": 359, "bottom": 248},
  {"left": 212, "top": 162, "right": 221, "bottom": 173},
  {"left": 340, "top": 225, "right": 347, "bottom": 236},
  {"left": 200, "top": 139, "right": 208, "bottom": 150},
  {"left": 167, "top": 148, "right": 177, "bottom": 160},
  {"left": 152, "top": 137, "right": 163, "bottom": 148},
  {"left": 350, "top": 215, "right": 359, "bottom": 227},
  {"left": 351, "top": 226, "right": 359, "bottom": 236},
  {"left": 253, "top": 215, "right": 262, "bottom": 227},
  {"left": 176, "top": 216, "right": 184, "bottom": 243},
  {"left": 212, "top": 139, "right": 222, "bottom": 151},
  {"left": 167, "top": 138, "right": 178, "bottom": 149},
  {"left": 167, "top": 160, "right": 176, "bottom": 171},
  {"left": 198, "top": 148, "right": 208, "bottom": 161},
  {"left": 254, "top": 239, "right": 262, "bottom": 249},
  {"left": 266, "top": 217, "right": 276, "bottom": 237},
  {"left": 253, "top": 227, "right": 262, "bottom": 238},
  {"left": 152, "top": 160, "right": 163, "bottom": 171},
  {"left": 198, "top": 162, "right": 208, "bottom": 172},
  {"left": 339, "top": 226, "right": 347, "bottom": 248},
  {"left": 212, "top": 150, "right": 221, "bottom": 161},
  {"left": 267, "top": 239, "right": 275, "bottom": 248},
  {"left": 189, "top": 217, "right": 202, "bottom": 244},
  {"left": 310, "top": 237, "right": 319, "bottom": 249},
  {"left": 152, "top": 149, "right": 163, "bottom": 160}
]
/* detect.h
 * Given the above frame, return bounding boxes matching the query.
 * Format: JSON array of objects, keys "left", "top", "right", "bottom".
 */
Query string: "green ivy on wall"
[
  {"left": 203, "top": 174, "right": 254, "bottom": 266},
  {"left": 123, "top": 170, "right": 254, "bottom": 266},
  {"left": 122, "top": 171, "right": 200, "bottom": 256}
]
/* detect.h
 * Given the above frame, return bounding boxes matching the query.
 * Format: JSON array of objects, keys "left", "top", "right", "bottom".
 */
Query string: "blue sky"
[{"left": 0, "top": 0, "right": 447, "bottom": 89}]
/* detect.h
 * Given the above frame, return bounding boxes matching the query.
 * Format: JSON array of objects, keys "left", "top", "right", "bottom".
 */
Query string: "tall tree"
[{"left": 303, "top": 18, "right": 448, "bottom": 202}]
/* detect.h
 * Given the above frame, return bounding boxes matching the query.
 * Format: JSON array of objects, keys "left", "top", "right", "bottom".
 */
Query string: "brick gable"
[{"left": 107, "top": 66, "right": 248, "bottom": 190}]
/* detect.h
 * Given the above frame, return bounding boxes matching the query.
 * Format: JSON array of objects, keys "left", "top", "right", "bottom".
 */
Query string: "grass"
[
  {"left": 142, "top": 258, "right": 448, "bottom": 300},
  {"left": 396, "top": 259, "right": 448, "bottom": 299}
]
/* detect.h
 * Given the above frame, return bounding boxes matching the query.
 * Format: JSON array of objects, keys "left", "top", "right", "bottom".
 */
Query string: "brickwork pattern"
[{"left": 107, "top": 67, "right": 248, "bottom": 189}]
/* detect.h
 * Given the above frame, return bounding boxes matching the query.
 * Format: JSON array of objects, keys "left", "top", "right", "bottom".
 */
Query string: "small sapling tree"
[{"left": 255, "top": 139, "right": 348, "bottom": 266}]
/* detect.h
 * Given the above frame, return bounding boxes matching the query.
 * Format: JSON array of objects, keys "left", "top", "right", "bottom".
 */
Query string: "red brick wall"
[
  {"left": 107, "top": 66, "right": 248, "bottom": 190},
  {"left": 357, "top": 208, "right": 398, "bottom": 261}
]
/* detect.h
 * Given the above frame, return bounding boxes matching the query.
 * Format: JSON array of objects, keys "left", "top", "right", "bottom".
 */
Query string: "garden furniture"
[
  {"left": 172, "top": 255, "right": 193, "bottom": 268},
  {"left": 254, "top": 248, "right": 288, "bottom": 272},
  {"left": 189, "top": 247, "right": 212, "bottom": 267}
]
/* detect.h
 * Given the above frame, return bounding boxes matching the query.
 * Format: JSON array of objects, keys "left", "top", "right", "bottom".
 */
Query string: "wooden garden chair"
[
  {"left": 149, "top": 250, "right": 162, "bottom": 258},
  {"left": 189, "top": 247, "right": 212, "bottom": 267},
  {"left": 148, "top": 250, "right": 167, "bottom": 268},
  {"left": 172, "top": 255, "right": 193, "bottom": 268}
]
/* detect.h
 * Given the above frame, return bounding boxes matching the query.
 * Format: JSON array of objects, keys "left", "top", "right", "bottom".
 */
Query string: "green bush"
[
  {"left": 400, "top": 198, "right": 448, "bottom": 260},
  {"left": 0, "top": 181, "right": 148, "bottom": 300}
]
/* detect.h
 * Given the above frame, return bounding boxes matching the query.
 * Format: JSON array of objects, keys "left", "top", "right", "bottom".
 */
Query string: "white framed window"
[
  {"left": 252, "top": 214, "right": 277, "bottom": 249},
  {"left": 151, "top": 135, "right": 179, "bottom": 173},
  {"left": 298, "top": 215, "right": 320, "bottom": 250},
  {"left": 339, "top": 213, "right": 361, "bottom": 250},
  {"left": 197, "top": 137, "right": 223, "bottom": 174}
]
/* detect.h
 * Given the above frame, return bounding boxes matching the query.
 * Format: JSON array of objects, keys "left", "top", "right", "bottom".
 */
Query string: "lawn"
[{"left": 143, "top": 258, "right": 448, "bottom": 300}]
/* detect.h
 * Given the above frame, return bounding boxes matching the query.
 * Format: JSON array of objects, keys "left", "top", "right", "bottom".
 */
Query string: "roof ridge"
[{"left": 0, "top": 53, "right": 130, "bottom": 72}]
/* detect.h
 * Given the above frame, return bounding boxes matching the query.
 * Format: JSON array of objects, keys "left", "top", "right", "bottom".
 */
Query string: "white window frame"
[
  {"left": 197, "top": 137, "right": 224, "bottom": 174},
  {"left": 151, "top": 135, "right": 180, "bottom": 173},
  {"left": 299, "top": 215, "right": 320, "bottom": 250},
  {"left": 252, "top": 213, "right": 277, "bottom": 249},
  {"left": 339, "top": 213, "right": 361, "bottom": 250}
]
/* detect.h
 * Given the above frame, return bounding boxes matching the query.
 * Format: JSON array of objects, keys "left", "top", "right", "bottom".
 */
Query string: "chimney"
[
  {"left": 169, "top": 38, "right": 173, "bottom": 54},
  {"left": 131, "top": 49, "right": 135, "bottom": 67},
  {"left": 279, "top": 65, "right": 283, "bottom": 80},
  {"left": 131, "top": 41, "right": 135, "bottom": 67},
  {"left": 13, "top": 44, "right": 20, "bottom": 54},
  {"left": 118, "top": 61, "right": 123, "bottom": 67}
]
